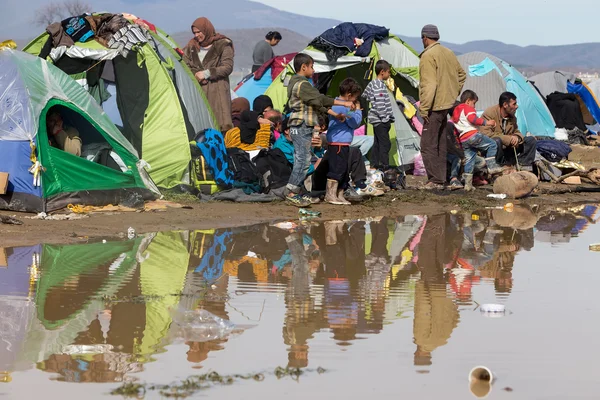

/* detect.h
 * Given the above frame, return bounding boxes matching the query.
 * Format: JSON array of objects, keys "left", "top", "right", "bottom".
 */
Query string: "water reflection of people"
[{"left": 413, "top": 214, "right": 461, "bottom": 366}]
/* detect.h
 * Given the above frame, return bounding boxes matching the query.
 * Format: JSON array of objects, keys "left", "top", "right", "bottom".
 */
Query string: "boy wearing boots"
[{"left": 451, "top": 90, "right": 502, "bottom": 191}]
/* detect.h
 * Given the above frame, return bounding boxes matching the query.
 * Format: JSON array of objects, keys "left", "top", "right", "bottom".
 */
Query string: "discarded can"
[
  {"left": 469, "top": 366, "right": 494, "bottom": 398},
  {"left": 127, "top": 227, "right": 136, "bottom": 239},
  {"left": 299, "top": 208, "right": 321, "bottom": 217}
]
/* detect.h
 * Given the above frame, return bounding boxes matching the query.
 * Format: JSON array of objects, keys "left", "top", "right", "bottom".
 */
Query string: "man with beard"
[{"left": 479, "top": 92, "right": 537, "bottom": 171}]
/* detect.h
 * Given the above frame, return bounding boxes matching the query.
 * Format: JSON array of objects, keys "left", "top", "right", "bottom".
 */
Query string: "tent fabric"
[
  {"left": 0, "top": 49, "right": 153, "bottom": 212},
  {"left": 567, "top": 81, "right": 600, "bottom": 126},
  {"left": 529, "top": 71, "right": 576, "bottom": 98},
  {"left": 458, "top": 51, "right": 555, "bottom": 137},
  {"left": 262, "top": 26, "right": 421, "bottom": 167},
  {"left": 309, "top": 22, "right": 390, "bottom": 60},
  {"left": 23, "top": 14, "right": 218, "bottom": 189}
]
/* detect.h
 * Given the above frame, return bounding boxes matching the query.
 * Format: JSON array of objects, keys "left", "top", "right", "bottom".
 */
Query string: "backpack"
[
  {"left": 536, "top": 140, "right": 572, "bottom": 162},
  {"left": 252, "top": 148, "right": 292, "bottom": 191},
  {"left": 226, "top": 148, "right": 264, "bottom": 188}
]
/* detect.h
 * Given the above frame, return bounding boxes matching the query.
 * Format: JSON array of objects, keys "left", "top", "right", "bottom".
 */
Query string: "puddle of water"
[{"left": 2, "top": 204, "right": 600, "bottom": 398}]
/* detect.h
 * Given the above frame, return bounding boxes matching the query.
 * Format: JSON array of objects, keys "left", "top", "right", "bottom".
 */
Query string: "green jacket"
[
  {"left": 287, "top": 75, "right": 335, "bottom": 127},
  {"left": 418, "top": 42, "right": 466, "bottom": 115}
]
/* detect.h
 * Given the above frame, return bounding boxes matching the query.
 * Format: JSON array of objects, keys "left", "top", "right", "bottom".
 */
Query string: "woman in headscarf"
[
  {"left": 183, "top": 17, "right": 235, "bottom": 133},
  {"left": 252, "top": 95, "right": 274, "bottom": 116},
  {"left": 231, "top": 97, "right": 250, "bottom": 128},
  {"left": 224, "top": 110, "right": 272, "bottom": 151}
]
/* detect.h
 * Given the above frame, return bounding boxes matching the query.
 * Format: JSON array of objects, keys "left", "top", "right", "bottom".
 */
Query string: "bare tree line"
[{"left": 33, "top": 0, "right": 92, "bottom": 28}]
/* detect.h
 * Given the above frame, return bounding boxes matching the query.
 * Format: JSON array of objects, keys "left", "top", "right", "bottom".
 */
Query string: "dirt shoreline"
[{"left": 3, "top": 177, "right": 600, "bottom": 247}]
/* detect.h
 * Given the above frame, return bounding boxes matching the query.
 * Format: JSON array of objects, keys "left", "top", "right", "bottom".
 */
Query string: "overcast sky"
[{"left": 0, "top": 0, "right": 593, "bottom": 46}]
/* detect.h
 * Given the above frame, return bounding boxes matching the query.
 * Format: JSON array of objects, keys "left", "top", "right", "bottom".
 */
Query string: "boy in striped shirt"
[{"left": 363, "top": 60, "right": 395, "bottom": 172}]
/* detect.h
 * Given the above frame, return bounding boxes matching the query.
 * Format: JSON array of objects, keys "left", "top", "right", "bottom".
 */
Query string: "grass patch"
[{"left": 161, "top": 191, "right": 201, "bottom": 204}]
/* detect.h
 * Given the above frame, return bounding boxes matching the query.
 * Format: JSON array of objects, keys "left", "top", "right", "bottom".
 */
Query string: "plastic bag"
[
  {"left": 413, "top": 152, "right": 426, "bottom": 176},
  {"left": 170, "top": 309, "right": 236, "bottom": 342}
]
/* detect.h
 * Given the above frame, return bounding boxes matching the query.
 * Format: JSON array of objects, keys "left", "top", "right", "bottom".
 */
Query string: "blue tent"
[
  {"left": 567, "top": 81, "right": 600, "bottom": 126},
  {"left": 458, "top": 52, "right": 556, "bottom": 138}
]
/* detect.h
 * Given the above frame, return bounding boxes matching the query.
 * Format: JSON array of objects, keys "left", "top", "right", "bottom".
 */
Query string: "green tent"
[
  {"left": 23, "top": 14, "right": 218, "bottom": 189},
  {"left": 0, "top": 49, "right": 156, "bottom": 213},
  {"left": 265, "top": 33, "right": 422, "bottom": 166}
]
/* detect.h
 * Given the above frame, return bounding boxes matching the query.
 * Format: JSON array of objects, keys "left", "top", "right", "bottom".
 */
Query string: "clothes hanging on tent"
[
  {"left": 546, "top": 92, "right": 587, "bottom": 131},
  {"left": 107, "top": 25, "right": 150, "bottom": 58},
  {"left": 309, "top": 22, "right": 389, "bottom": 62}
]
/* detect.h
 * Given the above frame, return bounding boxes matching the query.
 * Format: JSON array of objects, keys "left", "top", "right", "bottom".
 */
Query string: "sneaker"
[
  {"left": 448, "top": 178, "right": 464, "bottom": 191},
  {"left": 344, "top": 188, "right": 363, "bottom": 202},
  {"left": 419, "top": 181, "right": 445, "bottom": 191},
  {"left": 301, "top": 194, "right": 320, "bottom": 204},
  {"left": 286, "top": 193, "right": 311, "bottom": 207},
  {"left": 357, "top": 185, "right": 384, "bottom": 197}
]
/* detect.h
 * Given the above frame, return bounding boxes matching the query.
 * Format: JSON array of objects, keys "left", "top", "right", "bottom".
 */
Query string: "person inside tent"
[
  {"left": 252, "top": 31, "right": 282, "bottom": 72},
  {"left": 184, "top": 17, "right": 235, "bottom": 133},
  {"left": 46, "top": 110, "right": 82, "bottom": 157},
  {"left": 479, "top": 92, "right": 537, "bottom": 172}
]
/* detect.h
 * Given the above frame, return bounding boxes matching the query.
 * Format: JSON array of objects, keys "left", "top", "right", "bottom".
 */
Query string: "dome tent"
[
  {"left": 458, "top": 51, "right": 556, "bottom": 138},
  {"left": 0, "top": 49, "right": 156, "bottom": 213},
  {"left": 264, "top": 23, "right": 422, "bottom": 167},
  {"left": 23, "top": 13, "right": 218, "bottom": 189}
]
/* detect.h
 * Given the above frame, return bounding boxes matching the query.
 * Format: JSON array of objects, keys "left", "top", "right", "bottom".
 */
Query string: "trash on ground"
[
  {"left": 0, "top": 215, "right": 23, "bottom": 225},
  {"left": 30, "top": 212, "right": 89, "bottom": 221},
  {"left": 487, "top": 193, "right": 507, "bottom": 199},
  {"left": 127, "top": 227, "right": 136, "bottom": 239},
  {"left": 503, "top": 203, "right": 514, "bottom": 212},
  {"left": 471, "top": 214, "right": 480, "bottom": 221},
  {"left": 170, "top": 309, "right": 236, "bottom": 342},
  {"left": 271, "top": 221, "right": 298, "bottom": 230},
  {"left": 299, "top": 208, "right": 321, "bottom": 217}
]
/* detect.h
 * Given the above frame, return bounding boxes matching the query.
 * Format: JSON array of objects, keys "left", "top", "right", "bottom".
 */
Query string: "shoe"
[
  {"left": 357, "top": 185, "right": 384, "bottom": 197},
  {"left": 448, "top": 178, "right": 464, "bottom": 191},
  {"left": 485, "top": 157, "right": 503, "bottom": 175},
  {"left": 286, "top": 193, "right": 311, "bottom": 207},
  {"left": 336, "top": 189, "right": 352, "bottom": 205},
  {"left": 301, "top": 194, "right": 320, "bottom": 204},
  {"left": 419, "top": 181, "right": 445, "bottom": 190},
  {"left": 463, "top": 173, "right": 475, "bottom": 192},
  {"left": 344, "top": 188, "right": 363, "bottom": 202},
  {"left": 325, "top": 179, "right": 344, "bottom": 205},
  {"left": 473, "top": 175, "right": 489, "bottom": 186}
]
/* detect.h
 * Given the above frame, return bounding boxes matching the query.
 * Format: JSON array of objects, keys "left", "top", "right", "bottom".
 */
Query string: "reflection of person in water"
[
  {"left": 413, "top": 214, "right": 460, "bottom": 366},
  {"left": 46, "top": 110, "right": 82, "bottom": 156},
  {"left": 282, "top": 233, "right": 326, "bottom": 368}
]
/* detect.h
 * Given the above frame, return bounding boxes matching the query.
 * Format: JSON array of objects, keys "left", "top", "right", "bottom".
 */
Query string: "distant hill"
[
  {"left": 170, "top": 28, "right": 310, "bottom": 73},
  {"left": 401, "top": 37, "right": 600, "bottom": 70}
]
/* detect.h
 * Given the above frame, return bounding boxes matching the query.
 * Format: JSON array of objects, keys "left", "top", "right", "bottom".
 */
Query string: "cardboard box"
[{"left": 0, "top": 172, "right": 7, "bottom": 195}]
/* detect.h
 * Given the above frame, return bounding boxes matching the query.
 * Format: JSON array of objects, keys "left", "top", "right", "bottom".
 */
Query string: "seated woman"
[
  {"left": 224, "top": 110, "right": 271, "bottom": 151},
  {"left": 231, "top": 97, "right": 250, "bottom": 128},
  {"left": 46, "top": 110, "right": 82, "bottom": 156}
]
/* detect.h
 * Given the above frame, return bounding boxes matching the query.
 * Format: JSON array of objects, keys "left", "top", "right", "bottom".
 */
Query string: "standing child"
[
  {"left": 285, "top": 53, "right": 355, "bottom": 207},
  {"left": 326, "top": 78, "right": 363, "bottom": 205},
  {"left": 363, "top": 60, "right": 395, "bottom": 173},
  {"left": 452, "top": 90, "right": 502, "bottom": 191}
]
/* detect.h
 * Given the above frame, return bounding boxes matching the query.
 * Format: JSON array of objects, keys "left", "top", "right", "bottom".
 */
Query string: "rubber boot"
[
  {"left": 463, "top": 173, "right": 476, "bottom": 192},
  {"left": 326, "top": 179, "right": 344, "bottom": 205},
  {"left": 485, "top": 157, "right": 503, "bottom": 175},
  {"left": 336, "top": 188, "right": 352, "bottom": 205}
]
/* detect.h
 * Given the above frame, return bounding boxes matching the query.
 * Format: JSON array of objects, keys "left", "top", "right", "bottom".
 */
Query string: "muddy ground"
[{"left": 2, "top": 176, "right": 600, "bottom": 247}]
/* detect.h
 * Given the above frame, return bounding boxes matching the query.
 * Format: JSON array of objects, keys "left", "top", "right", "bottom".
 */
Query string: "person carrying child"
[
  {"left": 325, "top": 78, "right": 363, "bottom": 205},
  {"left": 451, "top": 90, "right": 502, "bottom": 191},
  {"left": 284, "top": 53, "right": 356, "bottom": 207},
  {"left": 362, "top": 60, "right": 395, "bottom": 174}
]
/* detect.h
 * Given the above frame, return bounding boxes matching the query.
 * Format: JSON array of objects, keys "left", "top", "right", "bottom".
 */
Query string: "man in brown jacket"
[
  {"left": 418, "top": 24, "right": 466, "bottom": 189},
  {"left": 479, "top": 92, "right": 537, "bottom": 171}
]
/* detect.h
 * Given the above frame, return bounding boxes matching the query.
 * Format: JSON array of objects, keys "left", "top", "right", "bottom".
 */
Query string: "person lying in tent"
[
  {"left": 46, "top": 110, "right": 82, "bottom": 157},
  {"left": 479, "top": 92, "right": 536, "bottom": 172}
]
